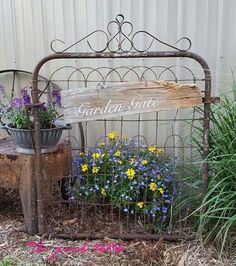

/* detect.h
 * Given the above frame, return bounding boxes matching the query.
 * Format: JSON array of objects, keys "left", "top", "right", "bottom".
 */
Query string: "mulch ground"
[{"left": 0, "top": 189, "right": 234, "bottom": 266}]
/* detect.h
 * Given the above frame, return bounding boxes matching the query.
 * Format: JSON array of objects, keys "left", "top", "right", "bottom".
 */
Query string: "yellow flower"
[
  {"left": 118, "top": 160, "right": 123, "bottom": 165},
  {"left": 157, "top": 148, "right": 164, "bottom": 157},
  {"left": 115, "top": 151, "right": 121, "bottom": 156},
  {"left": 81, "top": 164, "right": 88, "bottom": 172},
  {"left": 126, "top": 168, "right": 135, "bottom": 180},
  {"left": 79, "top": 152, "right": 84, "bottom": 156},
  {"left": 101, "top": 188, "right": 106, "bottom": 196},
  {"left": 150, "top": 182, "right": 157, "bottom": 192},
  {"left": 92, "top": 153, "right": 100, "bottom": 160},
  {"left": 137, "top": 202, "right": 144, "bottom": 209},
  {"left": 157, "top": 175, "right": 161, "bottom": 180},
  {"left": 142, "top": 159, "right": 148, "bottom": 165},
  {"left": 99, "top": 142, "right": 105, "bottom": 147},
  {"left": 92, "top": 166, "right": 99, "bottom": 174},
  {"left": 101, "top": 153, "right": 106, "bottom": 158},
  {"left": 129, "top": 159, "right": 135, "bottom": 165},
  {"left": 159, "top": 188, "right": 164, "bottom": 194},
  {"left": 108, "top": 131, "right": 117, "bottom": 140},
  {"left": 122, "top": 134, "right": 126, "bottom": 140},
  {"left": 148, "top": 146, "right": 156, "bottom": 153}
]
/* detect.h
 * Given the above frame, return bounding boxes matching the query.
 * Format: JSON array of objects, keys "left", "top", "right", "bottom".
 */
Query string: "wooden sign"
[{"left": 61, "top": 80, "right": 202, "bottom": 123}]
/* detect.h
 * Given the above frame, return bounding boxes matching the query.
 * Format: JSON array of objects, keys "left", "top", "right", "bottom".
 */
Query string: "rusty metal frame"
[{"left": 31, "top": 14, "right": 212, "bottom": 236}]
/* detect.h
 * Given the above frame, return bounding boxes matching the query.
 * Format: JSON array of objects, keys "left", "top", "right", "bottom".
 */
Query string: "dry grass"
[{"left": 0, "top": 189, "right": 235, "bottom": 266}]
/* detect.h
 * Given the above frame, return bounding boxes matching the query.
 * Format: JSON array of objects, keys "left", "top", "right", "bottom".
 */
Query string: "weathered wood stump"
[{"left": 0, "top": 138, "right": 71, "bottom": 234}]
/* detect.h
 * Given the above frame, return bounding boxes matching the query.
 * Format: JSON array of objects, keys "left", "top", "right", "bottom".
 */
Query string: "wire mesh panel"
[
  {"left": 36, "top": 59, "right": 207, "bottom": 240},
  {"left": 30, "top": 14, "right": 212, "bottom": 238}
]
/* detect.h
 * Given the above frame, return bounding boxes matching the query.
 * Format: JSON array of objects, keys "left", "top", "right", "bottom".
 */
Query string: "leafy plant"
[
  {"left": 198, "top": 82, "right": 236, "bottom": 254},
  {"left": 69, "top": 131, "right": 176, "bottom": 229},
  {"left": 0, "top": 257, "right": 10, "bottom": 266},
  {"left": 0, "top": 84, "right": 61, "bottom": 129},
  {"left": 186, "top": 81, "right": 236, "bottom": 255}
]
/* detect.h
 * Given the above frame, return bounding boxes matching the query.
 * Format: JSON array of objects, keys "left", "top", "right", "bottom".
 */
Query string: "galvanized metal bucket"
[{"left": 0, "top": 123, "right": 72, "bottom": 154}]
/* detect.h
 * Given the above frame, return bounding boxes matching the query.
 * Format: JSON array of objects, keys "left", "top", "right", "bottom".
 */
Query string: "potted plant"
[{"left": 0, "top": 84, "right": 71, "bottom": 154}]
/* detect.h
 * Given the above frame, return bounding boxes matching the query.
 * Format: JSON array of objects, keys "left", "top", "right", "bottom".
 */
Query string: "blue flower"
[
  {"left": 123, "top": 208, "right": 128, "bottom": 213},
  {"left": 139, "top": 181, "right": 146, "bottom": 188},
  {"left": 162, "top": 207, "right": 168, "bottom": 214},
  {"left": 94, "top": 184, "right": 100, "bottom": 190},
  {"left": 69, "top": 196, "right": 75, "bottom": 200},
  {"left": 162, "top": 215, "right": 167, "bottom": 222}
]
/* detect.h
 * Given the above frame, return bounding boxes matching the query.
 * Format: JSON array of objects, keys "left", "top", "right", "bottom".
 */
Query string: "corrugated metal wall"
[
  {"left": 1, "top": 0, "right": 236, "bottom": 145},
  {"left": 1, "top": 0, "right": 236, "bottom": 94}
]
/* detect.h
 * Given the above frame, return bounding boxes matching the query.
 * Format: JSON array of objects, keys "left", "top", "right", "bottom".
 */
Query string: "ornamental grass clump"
[
  {"left": 196, "top": 81, "right": 236, "bottom": 255},
  {"left": 70, "top": 131, "right": 176, "bottom": 228},
  {"left": 0, "top": 84, "right": 61, "bottom": 129}
]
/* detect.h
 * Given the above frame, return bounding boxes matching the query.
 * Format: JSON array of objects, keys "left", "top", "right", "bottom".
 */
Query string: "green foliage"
[
  {"left": 7, "top": 108, "right": 31, "bottom": 129},
  {"left": 174, "top": 81, "right": 236, "bottom": 255},
  {"left": 6, "top": 107, "right": 58, "bottom": 129},
  {"left": 0, "top": 257, "right": 10, "bottom": 266},
  {"left": 198, "top": 82, "right": 236, "bottom": 254},
  {"left": 188, "top": 81, "right": 236, "bottom": 255}
]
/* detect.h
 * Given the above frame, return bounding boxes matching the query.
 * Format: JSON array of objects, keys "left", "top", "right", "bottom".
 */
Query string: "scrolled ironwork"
[{"left": 50, "top": 14, "right": 192, "bottom": 53}]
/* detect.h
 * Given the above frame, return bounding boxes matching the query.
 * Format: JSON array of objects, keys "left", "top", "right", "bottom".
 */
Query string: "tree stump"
[{"left": 0, "top": 138, "right": 71, "bottom": 234}]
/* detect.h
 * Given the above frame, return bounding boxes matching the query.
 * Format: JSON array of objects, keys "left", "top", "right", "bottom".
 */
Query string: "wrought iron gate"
[{"left": 31, "top": 14, "right": 213, "bottom": 239}]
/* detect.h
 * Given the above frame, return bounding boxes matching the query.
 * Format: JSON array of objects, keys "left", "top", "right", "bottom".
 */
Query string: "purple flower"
[
  {"left": 21, "top": 89, "right": 31, "bottom": 105},
  {"left": 11, "top": 97, "right": 23, "bottom": 109},
  {"left": 69, "top": 196, "right": 75, "bottom": 201},
  {"left": 52, "top": 89, "right": 61, "bottom": 107}
]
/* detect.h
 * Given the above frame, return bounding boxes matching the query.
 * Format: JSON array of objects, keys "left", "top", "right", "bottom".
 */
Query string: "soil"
[{"left": 0, "top": 189, "right": 234, "bottom": 266}]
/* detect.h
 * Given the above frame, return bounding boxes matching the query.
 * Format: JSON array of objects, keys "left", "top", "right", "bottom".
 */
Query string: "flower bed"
[{"left": 69, "top": 131, "right": 176, "bottom": 228}]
